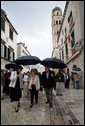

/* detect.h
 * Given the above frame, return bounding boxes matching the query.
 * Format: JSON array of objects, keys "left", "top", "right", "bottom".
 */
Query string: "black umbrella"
[
  {"left": 41, "top": 58, "right": 67, "bottom": 69},
  {"left": 14, "top": 55, "right": 41, "bottom": 65},
  {"left": 5, "top": 63, "right": 17, "bottom": 70}
]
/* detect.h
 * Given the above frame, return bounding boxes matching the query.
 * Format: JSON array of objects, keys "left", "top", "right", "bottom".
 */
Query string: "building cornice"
[
  {"left": 1, "top": 39, "right": 6, "bottom": 44},
  {"left": 1, "top": 9, "right": 18, "bottom": 35},
  {"left": 8, "top": 46, "right": 14, "bottom": 51}
]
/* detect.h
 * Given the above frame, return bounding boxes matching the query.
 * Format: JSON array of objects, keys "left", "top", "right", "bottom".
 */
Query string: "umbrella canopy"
[
  {"left": 41, "top": 58, "right": 67, "bottom": 69},
  {"left": 14, "top": 55, "right": 41, "bottom": 65},
  {"left": 5, "top": 63, "right": 17, "bottom": 70},
  {"left": 72, "top": 67, "right": 81, "bottom": 71},
  {"left": 71, "top": 67, "right": 81, "bottom": 73}
]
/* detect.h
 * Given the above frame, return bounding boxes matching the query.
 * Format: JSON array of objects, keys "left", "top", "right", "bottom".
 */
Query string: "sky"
[{"left": 1, "top": 1, "right": 66, "bottom": 60}]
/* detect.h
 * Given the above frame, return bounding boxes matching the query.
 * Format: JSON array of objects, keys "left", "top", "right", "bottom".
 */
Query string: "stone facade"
[
  {"left": 1, "top": 9, "right": 18, "bottom": 70},
  {"left": 17, "top": 42, "right": 30, "bottom": 58},
  {"left": 51, "top": 1, "right": 84, "bottom": 88}
]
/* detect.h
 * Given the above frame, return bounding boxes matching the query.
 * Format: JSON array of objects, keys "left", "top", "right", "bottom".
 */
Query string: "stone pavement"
[
  {"left": 62, "top": 89, "right": 84, "bottom": 125},
  {"left": 1, "top": 89, "right": 84, "bottom": 125},
  {"left": 1, "top": 91, "right": 50, "bottom": 125}
]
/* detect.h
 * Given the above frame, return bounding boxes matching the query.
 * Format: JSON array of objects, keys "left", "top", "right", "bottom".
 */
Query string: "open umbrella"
[
  {"left": 72, "top": 67, "right": 81, "bottom": 71},
  {"left": 71, "top": 67, "right": 81, "bottom": 73},
  {"left": 41, "top": 58, "right": 67, "bottom": 69},
  {"left": 14, "top": 55, "right": 41, "bottom": 65},
  {"left": 5, "top": 63, "right": 18, "bottom": 70}
]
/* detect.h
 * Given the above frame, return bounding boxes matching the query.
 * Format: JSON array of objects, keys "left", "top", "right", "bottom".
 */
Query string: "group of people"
[{"left": 1, "top": 65, "right": 81, "bottom": 112}]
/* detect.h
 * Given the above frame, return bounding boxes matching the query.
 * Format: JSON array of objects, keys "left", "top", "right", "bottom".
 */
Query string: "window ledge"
[{"left": 1, "top": 57, "right": 12, "bottom": 63}]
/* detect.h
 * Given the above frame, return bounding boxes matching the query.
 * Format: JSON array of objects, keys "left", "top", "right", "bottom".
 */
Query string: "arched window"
[
  {"left": 57, "top": 12, "right": 59, "bottom": 15},
  {"left": 56, "top": 20, "right": 58, "bottom": 25},
  {"left": 59, "top": 20, "right": 61, "bottom": 24}
]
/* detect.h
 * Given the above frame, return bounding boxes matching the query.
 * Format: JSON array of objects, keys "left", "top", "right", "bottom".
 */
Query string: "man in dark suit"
[{"left": 41, "top": 67, "right": 55, "bottom": 107}]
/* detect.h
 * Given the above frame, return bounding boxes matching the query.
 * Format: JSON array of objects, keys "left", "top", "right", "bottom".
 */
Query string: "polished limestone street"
[{"left": 1, "top": 89, "right": 84, "bottom": 125}]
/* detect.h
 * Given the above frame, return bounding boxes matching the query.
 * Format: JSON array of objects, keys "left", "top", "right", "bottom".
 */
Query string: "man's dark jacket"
[{"left": 41, "top": 71, "right": 55, "bottom": 89}]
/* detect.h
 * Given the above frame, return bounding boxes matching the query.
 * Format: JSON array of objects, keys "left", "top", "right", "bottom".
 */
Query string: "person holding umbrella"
[
  {"left": 9, "top": 65, "right": 23, "bottom": 112},
  {"left": 55, "top": 69, "right": 65, "bottom": 96},
  {"left": 41, "top": 67, "right": 55, "bottom": 108}
]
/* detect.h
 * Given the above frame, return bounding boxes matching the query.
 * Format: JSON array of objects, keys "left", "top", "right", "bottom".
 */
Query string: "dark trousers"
[
  {"left": 30, "top": 85, "right": 39, "bottom": 105},
  {"left": 44, "top": 88, "right": 53, "bottom": 104},
  {"left": 65, "top": 81, "right": 69, "bottom": 89}
]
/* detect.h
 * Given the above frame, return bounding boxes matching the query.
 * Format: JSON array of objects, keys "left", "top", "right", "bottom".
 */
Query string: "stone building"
[
  {"left": 17, "top": 42, "right": 31, "bottom": 72},
  {"left": 1, "top": 9, "right": 18, "bottom": 70},
  {"left": 51, "top": 1, "right": 84, "bottom": 88}
]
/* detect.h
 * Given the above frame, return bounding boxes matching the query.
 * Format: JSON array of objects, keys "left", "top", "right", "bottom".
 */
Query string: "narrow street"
[
  {"left": 1, "top": 91, "right": 50, "bottom": 125},
  {"left": 1, "top": 89, "right": 84, "bottom": 125}
]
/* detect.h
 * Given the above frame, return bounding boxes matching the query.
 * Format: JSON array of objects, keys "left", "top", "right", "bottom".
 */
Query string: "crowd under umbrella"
[
  {"left": 5, "top": 63, "right": 18, "bottom": 70},
  {"left": 14, "top": 55, "right": 41, "bottom": 66},
  {"left": 41, "top": 58, "right": 67, "bottom": 69}
]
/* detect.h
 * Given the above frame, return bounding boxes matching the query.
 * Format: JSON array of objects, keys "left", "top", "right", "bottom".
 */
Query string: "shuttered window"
[
  {"left": 71, "top": 30, "right": 75, "bottom": 48},
  {"left": 4, "top": 45, "right": 7, "bottom": 58},
  {"left": 8, "top": 48, "right": 10, "bottom": 60},
  {"left": 65, "top": 43, "right": 68, "bottom": 55},
  {"left": 9, "top": 28, "right": 13, "bottom": 40},
  {"left": 1, "top": 17, "right": 5, "bottom": 31}
]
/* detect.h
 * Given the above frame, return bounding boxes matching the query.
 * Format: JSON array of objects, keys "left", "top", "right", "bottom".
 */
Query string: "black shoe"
[
  {"left": 60, "top": 94, "right": 63, "bottom": 96},
  {"left": 56, "top": 94, "right": 59, "bottom": 96},
  {"left": 10, "top": 100, "right": 13, "bottom": 102},
  {"left": 46, "top": 101, "right": 49, "bottom": 104},
  {"left": 50, "top": 103, "right": 53, "bottom": 108},
  {"left": 30, "top": 104, "right": 33, "bottom": 108},
  {"left": 1, "top": 98, "right": 4, "bottom": 100},
  {"left": 15, "top": 108, "right": 18, "bottom": 112}
]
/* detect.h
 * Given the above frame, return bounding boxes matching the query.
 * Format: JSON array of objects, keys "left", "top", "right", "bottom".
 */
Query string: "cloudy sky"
[{"left": 1, "top": 1, "right": 66, "bottom": 60}]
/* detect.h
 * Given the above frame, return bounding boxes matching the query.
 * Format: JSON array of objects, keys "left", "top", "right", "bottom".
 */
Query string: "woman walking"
[
  {"left": 29, "top": 69, "right": 40, "bottom": 108},
  {"left": 9, "top": 66, "right": 23, "bottom": 112}
]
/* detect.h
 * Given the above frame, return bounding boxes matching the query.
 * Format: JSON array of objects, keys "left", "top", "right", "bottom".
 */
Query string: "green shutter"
[
  {"left": 9, "top": 29, "right": 13, "bottom": 40},
  {"left": 1, "top": 17, "right": 5, "bottom": 31},
  {"left": 4, "top": 45, "right": 6, "bottom": 58}
]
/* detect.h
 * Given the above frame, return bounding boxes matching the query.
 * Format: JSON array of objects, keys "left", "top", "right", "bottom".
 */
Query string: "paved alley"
[{"left": 1, "top": 89, "right": 84, "bottom": 125}]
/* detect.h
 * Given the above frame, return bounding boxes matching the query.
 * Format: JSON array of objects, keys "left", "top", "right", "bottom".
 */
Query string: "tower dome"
[{"left": 52, "top": 6, "right": 62, "bottom": 13}]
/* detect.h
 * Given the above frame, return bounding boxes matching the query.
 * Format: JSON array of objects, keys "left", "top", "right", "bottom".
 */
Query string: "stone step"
[{"left": 51, "top": 93, "right": 81, "bottom": 125}]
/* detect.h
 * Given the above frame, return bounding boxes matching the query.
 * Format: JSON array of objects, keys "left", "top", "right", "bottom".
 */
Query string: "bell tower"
[{"left": 52, "top": 6, "right": 63, "bottom": 58}]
